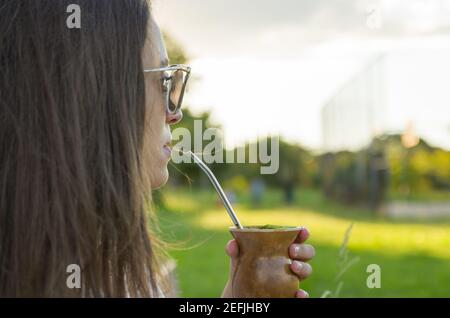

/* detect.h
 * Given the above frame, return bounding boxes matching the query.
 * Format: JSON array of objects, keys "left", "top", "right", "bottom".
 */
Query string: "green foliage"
[
  {"left": 385, "top": 134, "right": 450, "bottom": 197},
  {"left": 320, "top": 134, "right": 450, "bottom": 208},
  {"left": 168, "top": 108, "right": 222, "bottom": 186},
  {"left": 163, "top": 31, "right": 188, "bottom": 64},
  {"left": 223, "top": 176, "right": 249, "bottom": 195}
]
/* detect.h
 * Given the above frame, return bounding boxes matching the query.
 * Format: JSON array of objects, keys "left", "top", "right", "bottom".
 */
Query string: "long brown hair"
[{"left": 0, "top": 0, "right": 165, "bottom": 297}]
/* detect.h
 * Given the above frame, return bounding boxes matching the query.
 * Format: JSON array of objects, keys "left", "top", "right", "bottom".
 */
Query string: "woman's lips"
[{"left": 162, "top": 144, "right": 172, "bottom": 158}]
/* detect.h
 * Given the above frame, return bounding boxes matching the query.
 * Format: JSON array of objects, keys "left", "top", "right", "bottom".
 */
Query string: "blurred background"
[{"left": 152, "top": 0, "right": 450, "bottom": 297}]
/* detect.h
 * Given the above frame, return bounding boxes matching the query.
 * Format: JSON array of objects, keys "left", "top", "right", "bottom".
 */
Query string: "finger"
[
  {"left": 290, "top": 261, "right": 313, "bottom": 280},
  {"left": 294, "top": 227, "right": 310, "bottom": 244},
  {"left": 225, "top": 240, "right": 240, "bottom": 280},
  {"left": 295, "top": 289, "right": 310, "bottom": 298},
  {"left": 225, "top": 239, "right": 239, "bottom": 259},
  {"left": 289, "top": 243, "right": 315, "bottom": 261}
]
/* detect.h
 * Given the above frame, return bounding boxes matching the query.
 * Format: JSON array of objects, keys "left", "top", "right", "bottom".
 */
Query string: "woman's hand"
[{"left": 221, "top": 227, "right": 315, "bottom": 298}]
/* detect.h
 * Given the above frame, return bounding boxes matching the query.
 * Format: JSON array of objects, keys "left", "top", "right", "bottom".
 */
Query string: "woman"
[{"left": 0, "top": 0, "right": 314, "bottom": 297}]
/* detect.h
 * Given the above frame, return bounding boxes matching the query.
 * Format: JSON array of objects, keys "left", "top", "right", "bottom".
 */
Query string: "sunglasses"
[{"left": 143, "top": 64, "right": 191, "bottom": 114}]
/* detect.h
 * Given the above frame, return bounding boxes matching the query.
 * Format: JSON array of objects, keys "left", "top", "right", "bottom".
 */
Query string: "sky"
[{"left": 153, "top": 0, "right": 450, "bottom": 151}]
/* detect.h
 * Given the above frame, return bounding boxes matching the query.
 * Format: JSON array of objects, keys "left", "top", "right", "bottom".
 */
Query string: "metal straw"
[{"left": 188, "top": 151, "right": 243, "bottom": 229}]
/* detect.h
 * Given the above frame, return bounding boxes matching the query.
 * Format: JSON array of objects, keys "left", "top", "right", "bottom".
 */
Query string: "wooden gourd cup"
[{"left": 229, "top": 226, "right": 302, "bottom": 298}]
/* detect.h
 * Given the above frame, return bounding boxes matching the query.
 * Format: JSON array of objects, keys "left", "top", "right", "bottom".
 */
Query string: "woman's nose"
[{"left": 166, "top": 109, "right": 183, "bottom": 125}]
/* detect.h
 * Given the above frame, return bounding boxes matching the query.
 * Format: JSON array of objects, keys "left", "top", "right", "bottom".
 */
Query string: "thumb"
[
  {"left": 223, "top": 239, "right": 240, "bottom": 297},
  {"left": 225, "top": 239, "right": 239, "bottom": 259},
  {"left": 225, "top": 239, "right": 239, "bottom": 279}
]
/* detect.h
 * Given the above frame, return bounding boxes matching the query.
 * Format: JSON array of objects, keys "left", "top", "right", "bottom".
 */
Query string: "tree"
[
  {"left": 163, "top": 32, "right": 188, "bottom": 64},
  {"left": 272, "top": 140, "right": 315, "bottom": 204}
]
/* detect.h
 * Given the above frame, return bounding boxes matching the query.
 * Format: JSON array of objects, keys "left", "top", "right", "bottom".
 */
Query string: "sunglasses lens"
[{"left": 168, "top": 69, "right": 186, "bottom": 113}]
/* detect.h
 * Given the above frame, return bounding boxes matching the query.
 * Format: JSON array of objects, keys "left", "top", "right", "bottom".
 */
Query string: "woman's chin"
[{"left": 151, "top": 167, "right": 169, "bottom": 190}]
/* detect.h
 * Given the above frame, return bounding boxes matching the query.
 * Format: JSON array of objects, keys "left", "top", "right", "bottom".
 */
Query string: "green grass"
[{"left": 155, "top": 187, "right": 450, "bottom": 298}]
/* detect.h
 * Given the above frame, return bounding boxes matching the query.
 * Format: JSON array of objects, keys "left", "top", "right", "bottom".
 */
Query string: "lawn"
[{"left": 154, "top": 187, "right": 450, "bottom": 298}]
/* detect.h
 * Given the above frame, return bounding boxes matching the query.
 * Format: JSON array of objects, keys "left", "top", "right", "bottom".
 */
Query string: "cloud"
[{"left": 153, "top": 0, "right": 450, "bottom": 57}]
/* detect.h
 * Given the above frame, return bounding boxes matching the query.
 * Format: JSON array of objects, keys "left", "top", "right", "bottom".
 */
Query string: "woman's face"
[{"left": 142, "top": 17, "right": 182, "bottom": 189}]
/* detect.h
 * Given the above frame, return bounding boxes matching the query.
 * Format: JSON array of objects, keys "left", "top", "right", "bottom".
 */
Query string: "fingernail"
[
  {"left": 294, "top": 245, "right": 301, "bottom": 257},
  {"left": 293, "top": 261, "right": 303, "bottom": 272},
  {"left": 296, "top": 289, "right": 309, "bottom": 298}
]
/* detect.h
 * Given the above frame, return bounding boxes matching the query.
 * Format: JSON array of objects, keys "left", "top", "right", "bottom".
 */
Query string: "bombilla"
[{"left": 188, "top": 151, "right": 243, "bottom": 229}]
